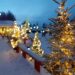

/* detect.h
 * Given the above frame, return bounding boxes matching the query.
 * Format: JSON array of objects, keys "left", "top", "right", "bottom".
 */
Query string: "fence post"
[
  {"left": 22, "top": 51, "right": 27, "bottom": 59},
  {"left": 34, "top": 60, "right": 41, "bottom": 72},
  {"left": 14, "top": 46, "right": 19, "bottom": 53}
]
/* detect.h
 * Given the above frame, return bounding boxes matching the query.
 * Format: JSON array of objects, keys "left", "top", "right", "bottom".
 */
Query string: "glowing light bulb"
[
  {"left": 0, "top": 13, "right": 1, "bottom": 16},
  {"left": 34, "top": 26, "right": 36, "bottom": 29},
  {"left": 30, "top": 27, "right": 32, "bottom": 29},
  {"left": 28, "top": 48, "right": 30, "bottom": 50},
  {"left": 36, "top": 26, "right": 39, "bottom": 29},
  {"left": 20, "top": 51, "right": 23, "bottom": 54},
  {"left": 42, "top": 50, "right": 44, "bottom": 54},
  {"left": 42, "top": 30, "right": 45, "bottom": 33},
  {"left": 68, "top": 23, "right": 70, "bottom": 26}
]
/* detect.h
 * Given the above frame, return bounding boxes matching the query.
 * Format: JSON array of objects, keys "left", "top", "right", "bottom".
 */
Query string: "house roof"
[{"left": 0, "top": 20, "right": 14, "bottom": 26}]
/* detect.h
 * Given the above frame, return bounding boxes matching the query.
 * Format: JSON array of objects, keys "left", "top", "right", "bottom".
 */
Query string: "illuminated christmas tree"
[
  {"left": 60, "top": 23, "right": 75, "bottom": 57},
  {"left": 48, "top": 0, "right": 75, "bottom": 56},
  {"left": 21, "top": 20, "right": 31, "bottom": 36},
  {"left": 12, "top": 21, "right": 20, "bottom": 39},
  {"left": 11, "top": 21, "right": 21, "bottom": 48},
  {"left": 31, "top": 32, "right": 44, "bottom": 56},
  {"left": 44, "top": 0, "right": 75, "bottom": 75},
  {"left": 20, "top": 20, "right": 31, "bottom": 40}
]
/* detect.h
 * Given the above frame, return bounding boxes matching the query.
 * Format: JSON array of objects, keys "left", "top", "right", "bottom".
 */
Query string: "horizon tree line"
[{"left": 0, "top": 11, "right": 16, "bottom": 21}]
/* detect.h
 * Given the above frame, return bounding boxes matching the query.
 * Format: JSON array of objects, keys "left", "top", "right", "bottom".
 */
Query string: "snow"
[
  {"left": 0, "top": 37, "right": 41, "bottom": 75},
  {"left": 18, "top": 43, "right": 45, "bottom": 62},
  {"left": 0, "top": 21, "right": 14, "bottom": 26},
  {"left": 0, "top": 33, "right": 51, "bottom": 75}
]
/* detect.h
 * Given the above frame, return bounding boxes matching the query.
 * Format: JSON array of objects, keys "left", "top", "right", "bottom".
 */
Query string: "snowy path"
[{"left": 0, "top": 38, "right": 40, "bottom": 75}]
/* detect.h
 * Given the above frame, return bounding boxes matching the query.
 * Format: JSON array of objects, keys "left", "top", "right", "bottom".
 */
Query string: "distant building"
[{"left": 0, "top": 21, "right": 17, "bottom": 36}]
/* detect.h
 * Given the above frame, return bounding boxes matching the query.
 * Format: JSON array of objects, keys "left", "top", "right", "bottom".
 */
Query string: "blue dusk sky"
[{"left": 0, "top": 0, "right": 75, "bottom": 24}]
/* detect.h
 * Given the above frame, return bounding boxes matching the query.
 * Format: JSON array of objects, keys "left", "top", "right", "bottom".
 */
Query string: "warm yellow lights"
[
  {"left": 60, "top": 47, "right": 71, "bottom": 57},
  {"left": 10, "top": 39, "right": 18, "bottom": 48},
  {"left": 61, "top": 38, "right": 65, "bottom": 42},
  {"left": 68, "top": 72, "right": 73, "bottom": 75},
  {"left": 67, "top": 38, "right": 72, "bottom": 43},
  {"left": 44, "top": 0, "right": 75, "bottom": 74},
  {"left": 61, "top": 37, "right": 73, "bottom": 43},
  {"left": 68, "top": 23, "right": 71, "bottom": 26},
  {"left": 12, "top": 23, "right": 20, "bottom": 38},
  {"left": 20, "top": 51, "right": 23, "bottom": 54},
  {"left": 60, "top": 22, "right": 74, "bottom": 44},
  {"left": 31, "top": 32, "right": 44, "bottom": 56},
  {"left": 21, "top": 20, "right": 31, "bottom": 36}
]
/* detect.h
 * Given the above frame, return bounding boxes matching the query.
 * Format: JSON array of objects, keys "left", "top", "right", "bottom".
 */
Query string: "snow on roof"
[{"left": 0, "top": 20, "right": 14, "bottom": 26}]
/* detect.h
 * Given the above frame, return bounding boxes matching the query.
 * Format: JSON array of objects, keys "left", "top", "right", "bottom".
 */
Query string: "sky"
[{"left": 0, "top": 0, "right": 75, "bottom": 25}]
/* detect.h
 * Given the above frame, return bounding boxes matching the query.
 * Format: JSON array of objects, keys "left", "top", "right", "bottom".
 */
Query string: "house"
[{"left": 0, "top": 21, "right": 17, "bottom": 36}]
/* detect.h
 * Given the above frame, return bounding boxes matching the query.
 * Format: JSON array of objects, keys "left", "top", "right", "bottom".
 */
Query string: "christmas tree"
[
  {"left": 44, "top": 0, "right": 75, "bottom": 75},
  {"left": 31, "top": 32, "right": 44, "bottom": 56},
  {"left": 21, "top": 20, "right": 31, "bottom": 39},
  {"left": 11, "top": 21, "right": 21, "bottom": 48},
  {"left": 12, "top": 21, "right": 20, "bottom": 39},
  {"left": 21, "top": 20, "right": 31, "bottom": 35}
]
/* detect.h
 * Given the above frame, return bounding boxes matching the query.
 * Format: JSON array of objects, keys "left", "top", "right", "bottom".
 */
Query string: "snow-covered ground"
[
  {"left": 0, "top": 37, "right": 41, "bottom": 75},
  {"left": 0, "top": 34, "right": 51, "bottom": 75}
]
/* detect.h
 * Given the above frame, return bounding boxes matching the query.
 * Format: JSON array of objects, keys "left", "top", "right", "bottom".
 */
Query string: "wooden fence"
[{"left": 13, "top": 43, "right": 46, "bottom": 73}]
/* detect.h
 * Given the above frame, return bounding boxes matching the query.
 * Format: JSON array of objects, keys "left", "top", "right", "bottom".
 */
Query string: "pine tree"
[
  {"left": 21, "top": 20, "right": 31, "bottom": 41},
  {"left": 12, "top": 21, "right": 20, "bottom": 39},
  {"left": 31, "top": 32, "right": 44, "bottom": 56},
  {"left": 44, "top": 0, "right": 75, "bottom": 75},
  {"left": 21, "top": 20, "right": 31, "bottom": 36}
]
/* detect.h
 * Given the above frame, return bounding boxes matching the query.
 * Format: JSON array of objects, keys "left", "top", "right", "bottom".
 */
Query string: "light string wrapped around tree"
[
  {"left": 44, "top": 0, "right": 75, "bottom": 75},
  {"left": 31, "top": 32, "right": 44, "bottom": 56}
]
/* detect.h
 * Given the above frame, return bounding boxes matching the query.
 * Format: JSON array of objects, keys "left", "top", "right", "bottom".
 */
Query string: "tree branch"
[
  {"left": 52, "top": 0, "right": 60, "bottom": 4},
  {"left": 66, "top": 3, "right": 75, "bottom": 11}
]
